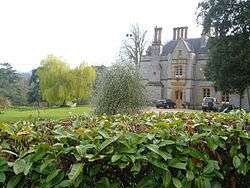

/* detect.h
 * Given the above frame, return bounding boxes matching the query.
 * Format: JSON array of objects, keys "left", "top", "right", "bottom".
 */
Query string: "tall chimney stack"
[
  {"left": 184, "top": 26, "right": 188, "bottom": 39},
  {"left": 153, "top": 26, "right": 162, "bottom": 45},
  {"left": 173, "top": 28, "right": 176, "bottom": 40},
  {"left": 173, "top": 26, "right": 188, "bottom": 40}
]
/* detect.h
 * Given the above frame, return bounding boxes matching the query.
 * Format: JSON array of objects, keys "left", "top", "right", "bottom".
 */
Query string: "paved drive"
[{"left": 145, "top": 107, "right": 200, "bottom": 113}]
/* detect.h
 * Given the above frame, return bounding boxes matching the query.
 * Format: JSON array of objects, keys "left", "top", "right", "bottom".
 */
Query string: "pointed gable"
[
  {"left": 171, "top": 39, "right": 192, "bottom": 59},
  {"left": 162, "top": 38, "right": 208, "bottom": 56}
]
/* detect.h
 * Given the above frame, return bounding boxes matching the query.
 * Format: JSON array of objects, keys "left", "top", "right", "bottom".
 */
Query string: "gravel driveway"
[{"left": 145, "top": 107, "right": 200, "bottom": 113}]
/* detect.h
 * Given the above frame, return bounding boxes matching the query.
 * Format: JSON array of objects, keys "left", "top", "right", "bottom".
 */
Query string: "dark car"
[
  {"left": 202, "top": 97, "right": 218, "bottom": 112},
  {"left": 219, "top": 103, "right": 234, "bottom": 113},
  {"left": 156, "top": 99, "right": 176, "bottom": 109}
]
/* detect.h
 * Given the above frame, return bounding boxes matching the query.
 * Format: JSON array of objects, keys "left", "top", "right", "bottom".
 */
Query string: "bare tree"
[{"left": 120, "top": 24, "right": 147, "bottom": 68}]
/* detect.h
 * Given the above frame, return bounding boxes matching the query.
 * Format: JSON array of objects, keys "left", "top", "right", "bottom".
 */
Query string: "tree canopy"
[
  {"left": 71, "top": 64, "right": 96, "bottom": 103},
  {"left": 0, "top": 63, "right": 29, "bottom": 105},
  {"left": 37, "top": 55, "right": 96, "bottom": 106},
  {"left": 197, "top": 0, "right": 250, "bottom": 106},
  {"left": 27, "top": 68, "right": 42, "bottom": 105},
  {"left": 120, "top": 24, "right": 147, "bottom": 67}
]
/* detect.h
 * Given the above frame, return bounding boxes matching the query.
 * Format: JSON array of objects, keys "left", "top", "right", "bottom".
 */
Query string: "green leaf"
[
  {"left": 46, "top": 169, "right": 61, "bottom": 183},
  {"left": 195, "top": 177, "right": 203, "bottom": 188},
  {"left": 24, "top": 162, "right": 32, "bottom": 176},
  {"left": 0, "top": 158, "right": 7, "bottom": 168},
  {"left": 204, "top": 178, "right": 211, "bottom": 188},
  {"left": 186, "top": 171, "right": 194, "bottom": 181},
  {"left": 131, "top": 162, "right": 141, "bottom": 173},
  {"left": 168, "top": 159, "right": 186, "bottom": 170},
  {"left": 98, "top": 135, "right": 120, "bottom": 152},
  {"left": 13, "top": 159, "right": 26, "bottom": 175},
  {"left": 203, "top": 160, "right": 219, "bottom": 174},
  {"left": 40, "top": 159, "right": 55, "bottom": 173},
  {"left": 135, "top": 176, "right": 156, "bottom": 188},
  {"left": 233, "top": 156, "right": 241, "bottom": 168},
  {"left": 212, "top": 182, "right": 222, "bottom": 188},
  {"left": 7, "top": 175, "right": 22, "bottom": 188},
  {"left": 146, "top": 144, "right": 172, "bottom": 160},
  {"left": 163, "top": 171, "right": 171, "bottom": 188},
  {"left": 172, "top": 177, "right": 182, "bottom": 188},
  {"left": 164, "top": 140, "right": 175, "bottom": 145},
  {"left": 0, "top": 172, "right": 6, "bottom": 183},
  {"left": 76, "top": 144, "right": 96, "bottom": 156},
  {"left": 111, "top": 154, "right": 122, "bottom": 163},
  {"left": 246, "top": 142, "right": 250, "bottom": 155},
  {"left": 146, "top": 133, "right": 155, "bottom": 140},
  {"left": 0, "top": 158, "right": 8, "bottom": 172},
  {"left": 148, "top": 159, "right": 168, "bottom": 170},
  {"left": 187, "top": 148, "right": 205, "bottom": 159},
  {"left": 207, "top": 135, "right": 220, "bottom": 151},
  {"left": 54, "top": 180, "right": 71, "bottom": 188},
  {"left": 96, "top": 177, "right": 110, "bottom": 188},
  {"left": 30, "top": 143, "right": 49, "bottom": 162},
  {"left": 68, "top": 163, "right": 83, "bottom": 182}
]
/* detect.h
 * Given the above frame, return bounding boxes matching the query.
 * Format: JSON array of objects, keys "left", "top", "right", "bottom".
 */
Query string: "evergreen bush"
[{"left": 93, "top": 63, "right": 147, "bottom": 115}]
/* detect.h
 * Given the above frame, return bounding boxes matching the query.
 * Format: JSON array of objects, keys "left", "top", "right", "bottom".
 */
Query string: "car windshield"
[{"left": 157, "top": 100, "right": 165, "bottom": 103}]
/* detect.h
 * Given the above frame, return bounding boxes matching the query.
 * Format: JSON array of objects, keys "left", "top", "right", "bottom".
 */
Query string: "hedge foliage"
[{"left": 0, "top": 111, "right": 250, "bottom": 188}]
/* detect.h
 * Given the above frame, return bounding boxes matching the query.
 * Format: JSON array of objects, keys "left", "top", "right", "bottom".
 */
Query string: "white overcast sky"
[{"left": 0, "top": 0, "right": 202, "bottom": 72}]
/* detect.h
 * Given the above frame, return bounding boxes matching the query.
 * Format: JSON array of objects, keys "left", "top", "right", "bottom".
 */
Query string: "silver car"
[{"left": 202, "top": 97, "right": 218, "bottom": 112}]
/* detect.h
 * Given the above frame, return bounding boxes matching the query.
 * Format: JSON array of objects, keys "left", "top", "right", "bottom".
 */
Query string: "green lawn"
[{"left": 0, "top": 105, "right": 91, "bottom": 123}]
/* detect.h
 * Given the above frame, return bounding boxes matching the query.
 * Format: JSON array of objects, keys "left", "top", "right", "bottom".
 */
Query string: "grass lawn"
[{"left": 0, "top": 105, "right": 91, "bottom": 123}]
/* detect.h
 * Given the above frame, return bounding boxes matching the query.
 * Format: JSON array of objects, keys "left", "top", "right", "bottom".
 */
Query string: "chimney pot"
[
  {"left": 185, "top": 27, "right": 188, "bottom": 39},
  {"left": 173, "top": 27, "right": 188, "bottom": 40},
  {"left": 153, "top": 26, "right": 162, "bottom": 45}
]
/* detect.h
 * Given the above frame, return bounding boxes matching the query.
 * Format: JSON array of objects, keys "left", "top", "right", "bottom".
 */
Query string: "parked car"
[
  {"left": 156, "top": 99, "right": 176, "bottom": 109},
  {"left": 202, "top": 97, "right": 218, "bottom": 112},
  {"left": 219, "top": 103, "right": 234, "bottom": 113}
]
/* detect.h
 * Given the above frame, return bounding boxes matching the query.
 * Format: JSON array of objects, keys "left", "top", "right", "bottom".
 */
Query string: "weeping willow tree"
[
  {"left": 37, "top": 55, "right": 96, "bottom": 106},
  {"left": 37, "top": 55, "right": 72, "bottom": 106},
  {"left": 71, "top": 64, "right": 96, "bottom": 104},
  {"left": 93, "top": 63, "right": 147, "bottom": 115}
]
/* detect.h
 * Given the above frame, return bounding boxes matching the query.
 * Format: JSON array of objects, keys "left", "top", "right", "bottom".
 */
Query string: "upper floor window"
[
  {"left": 178, "top": 50, "right": 182, "bottom": 57},
  {"left": 175, "top": 66, "right": 183, "bottom": 77},
  {"left": 203, "top": 88, "right": 210, "bottom": 98},
  {"left": 222, "top": 92, "right": 229, "bottom": 102}
]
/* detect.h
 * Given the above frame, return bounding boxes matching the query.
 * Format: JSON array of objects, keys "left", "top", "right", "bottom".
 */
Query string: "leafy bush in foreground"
[{"left": 0, "top": 111, "right": 250, "bottom": 188}]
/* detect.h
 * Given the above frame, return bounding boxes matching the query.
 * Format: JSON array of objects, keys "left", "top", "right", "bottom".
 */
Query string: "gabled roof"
[{"left": 161, "top": 38, "right": 208, "bottom": 56}]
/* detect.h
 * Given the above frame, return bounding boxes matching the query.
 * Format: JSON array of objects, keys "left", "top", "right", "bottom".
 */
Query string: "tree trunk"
[
  {"left": 239, "top": 94, "right": 242, "bottom": 109},
  {"left": 239, "top": 92, "right": 243, "bottom": 109},
  {"left": 247, "top": 87, "right": 250, "bottom": 111},
  {"left": 62, "top": 100, "right": 66, "bottom": 107}
]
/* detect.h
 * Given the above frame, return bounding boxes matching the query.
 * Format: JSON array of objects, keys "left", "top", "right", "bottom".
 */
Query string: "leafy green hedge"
[{"left": 0, "top": 111, "right": 250, "bottom": 188}]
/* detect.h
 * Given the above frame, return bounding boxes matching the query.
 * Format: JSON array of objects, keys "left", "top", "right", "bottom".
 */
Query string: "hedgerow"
[{"left": 0, "top": 111, "right": 250, "bottom": 188}]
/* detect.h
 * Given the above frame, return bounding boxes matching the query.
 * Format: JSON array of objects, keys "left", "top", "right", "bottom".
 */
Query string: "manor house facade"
[{"left": 141, "top": 26, "right": 250, "bottom": 110}]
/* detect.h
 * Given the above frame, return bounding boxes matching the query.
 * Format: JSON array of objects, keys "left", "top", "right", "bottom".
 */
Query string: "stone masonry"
[{"left": 141, "top": 26, "right": 250, "bottom": 110}]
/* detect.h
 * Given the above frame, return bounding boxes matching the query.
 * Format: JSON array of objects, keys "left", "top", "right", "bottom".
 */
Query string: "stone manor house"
[{"left": 141, "top": 26, "right": 250, "bottom": 110}]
